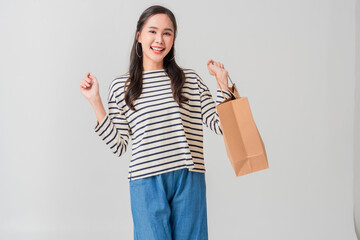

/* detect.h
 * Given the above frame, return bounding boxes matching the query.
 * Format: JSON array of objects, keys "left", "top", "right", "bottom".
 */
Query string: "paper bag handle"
[{"left": 215, "top": 74, "right": 239, "bottom": 99}]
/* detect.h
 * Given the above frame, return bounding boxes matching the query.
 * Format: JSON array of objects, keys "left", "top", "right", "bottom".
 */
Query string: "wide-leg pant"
[{"left": 129, "top": 168, "right": 208, "bottom": 240}]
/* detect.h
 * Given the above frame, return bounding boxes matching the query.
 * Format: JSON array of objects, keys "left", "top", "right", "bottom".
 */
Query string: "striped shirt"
[{"left": 94, "top": 68, "right": 232, "bottom": 181}]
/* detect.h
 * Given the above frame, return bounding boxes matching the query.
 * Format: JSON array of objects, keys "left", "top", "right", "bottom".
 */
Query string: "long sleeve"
[
  {"left": 94, "top": 84, "right": 131, "bottom": 157},
  {"left": 197, "top": 74, "right": 232, "bottom": 135}
]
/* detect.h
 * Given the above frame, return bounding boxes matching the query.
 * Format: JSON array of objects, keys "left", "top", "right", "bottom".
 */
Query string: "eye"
[
  {"left": 149, "top": 30, "right": 156, "bottom": 34},
  {"left": 164, "top": 32, "right": 171, "bottom": 36}
]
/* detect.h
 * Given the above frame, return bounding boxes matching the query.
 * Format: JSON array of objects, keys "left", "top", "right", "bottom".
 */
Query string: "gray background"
[{"left": 0, "top": 0, "right": 359, "bottom": 239}]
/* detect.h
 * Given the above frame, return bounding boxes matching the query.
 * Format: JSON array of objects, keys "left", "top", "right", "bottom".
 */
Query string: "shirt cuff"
[
  {"left": 94, "top": 115, "right": 109, "bottom": 134},
  {"left": 216, "top": 88, "right": 232, "bottom": 102}
]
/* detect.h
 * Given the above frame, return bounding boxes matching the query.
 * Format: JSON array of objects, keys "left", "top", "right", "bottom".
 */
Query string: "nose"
[{"left": 155, "top": 33, "right": 164, "bottom": 44}]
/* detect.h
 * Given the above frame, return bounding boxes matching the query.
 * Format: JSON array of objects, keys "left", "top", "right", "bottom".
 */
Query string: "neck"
[{"left": 142, "top": 58, "right": 164, "bottom": 71}]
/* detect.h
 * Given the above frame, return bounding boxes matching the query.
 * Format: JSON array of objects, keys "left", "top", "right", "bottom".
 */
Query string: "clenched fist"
[
  {"left": 207, "top": 59, "right": 229, "bottom": 90},
  {"left": 80, "top": 72, "right": 100, "bottom": 104}
]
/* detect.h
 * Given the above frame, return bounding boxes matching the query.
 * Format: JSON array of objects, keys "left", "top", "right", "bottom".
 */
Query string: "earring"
[{"left": 136, "top": 41, "right": 142, "bottom": 58}]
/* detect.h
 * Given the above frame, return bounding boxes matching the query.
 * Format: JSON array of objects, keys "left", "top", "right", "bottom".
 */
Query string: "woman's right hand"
[{"left": 80, "top": 72, "right": 100, "bottom": 103}]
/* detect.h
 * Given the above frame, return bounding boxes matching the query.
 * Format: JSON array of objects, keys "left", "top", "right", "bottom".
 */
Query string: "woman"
[{"left": 80, "top": 5, "right": 232, "bottom": 240}]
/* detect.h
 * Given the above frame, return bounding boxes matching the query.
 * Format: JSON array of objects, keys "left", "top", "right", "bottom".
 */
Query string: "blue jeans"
[{"left": 129, "top": 168, "right": 208, "bottom": 240}]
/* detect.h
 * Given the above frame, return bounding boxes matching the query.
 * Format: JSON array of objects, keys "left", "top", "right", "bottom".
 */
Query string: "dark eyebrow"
[{"left": 148, "top": 26, "right": 173, "bottom": 32}]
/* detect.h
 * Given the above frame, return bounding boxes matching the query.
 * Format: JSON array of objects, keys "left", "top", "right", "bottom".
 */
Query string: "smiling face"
[{"left": 137, "top": 13, "right": 175, "bottom": 71}]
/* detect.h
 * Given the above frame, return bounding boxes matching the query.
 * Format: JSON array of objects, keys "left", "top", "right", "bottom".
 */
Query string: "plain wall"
[
  {"left": 354, "top": 0, "right": 360, "bottom": 238},
  {"left": 0, "top": 0, "right": 358, "bottom": 239}
]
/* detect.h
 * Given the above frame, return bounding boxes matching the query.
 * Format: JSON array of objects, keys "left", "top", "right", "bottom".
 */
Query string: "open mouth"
[{"left": 150, "top": 46, "right": 165, "bottom": 54}]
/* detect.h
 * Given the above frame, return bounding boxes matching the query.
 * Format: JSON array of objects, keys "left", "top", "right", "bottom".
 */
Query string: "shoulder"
[
  {"left": 182, "top": 68, "right": 200, "bottom": 78},
  {"left": 108, "top": 72, "right": 130, "bottom": 93},
  {"left": 181, "top": 68, "right": 210, "bottom": 93}
]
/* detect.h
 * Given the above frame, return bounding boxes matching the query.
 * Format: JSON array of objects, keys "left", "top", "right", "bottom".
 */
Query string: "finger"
[
  {"left": 84, "top": 75, "right": 90, "bottom": 82},
  {"left": 87, "top": 77, "right": 94, "bottom": 84},
  {"left": 88, "top": 73, "right": 95, "bottom": 81},
  {"left": 83, "top": 80, "right": 90, "bottom": 87}
]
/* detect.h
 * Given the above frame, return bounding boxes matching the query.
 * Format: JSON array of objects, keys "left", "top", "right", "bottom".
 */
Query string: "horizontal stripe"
[{"left": 94, "top": 68, "right": 232, "bottom": 181}]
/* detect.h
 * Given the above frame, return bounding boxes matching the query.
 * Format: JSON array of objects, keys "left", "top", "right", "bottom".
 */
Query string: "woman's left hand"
[{"left": 207, "top": 59, "right": 229, "bottom": 89}]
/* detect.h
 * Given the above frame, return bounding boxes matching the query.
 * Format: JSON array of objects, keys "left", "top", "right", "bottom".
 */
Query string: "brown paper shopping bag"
[{"left": 216, "top": 75, "right": 269, "bottom": 177}]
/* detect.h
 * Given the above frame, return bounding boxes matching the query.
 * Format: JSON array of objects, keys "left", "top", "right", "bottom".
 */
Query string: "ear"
[{"left": 136, "top": 32, "right": 141, "bottom": 43}]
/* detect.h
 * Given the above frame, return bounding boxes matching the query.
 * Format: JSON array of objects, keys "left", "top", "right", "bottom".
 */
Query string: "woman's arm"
[
  {"left": 207, "top": 59, "right": 229, "bottom": 90},
  {"left": 80, "top": 73, "right": 131, "bottom": 157},
  {"left": 90, "top": 96, "right": 107, "bottom": 125},
  {"left": 80, "top": 72, "right": 107, "bottom": 125},
  {"left": 197, "top": 71, "right": 232, "bottom": 135}
]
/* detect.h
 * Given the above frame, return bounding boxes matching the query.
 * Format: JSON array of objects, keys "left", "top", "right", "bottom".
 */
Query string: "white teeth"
[{"left": 152, "top": 47, "right": 164, "bottom": 51}]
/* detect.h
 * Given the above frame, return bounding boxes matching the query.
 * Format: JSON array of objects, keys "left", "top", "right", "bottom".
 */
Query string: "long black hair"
[{"left": 124, "top": 5, "right": 188, "bottom": 111}]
